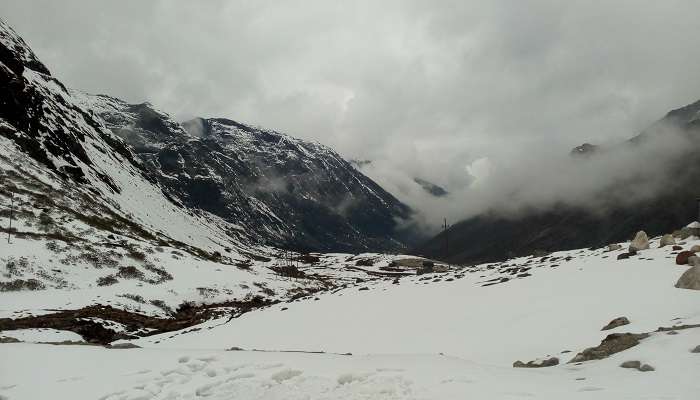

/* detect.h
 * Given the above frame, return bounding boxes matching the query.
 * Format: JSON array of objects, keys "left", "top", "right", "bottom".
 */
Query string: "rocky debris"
[
  {"left": 691, "top": 345, "right": 700, "bottom": 353},
  {"left": 659, "top": 234, "right": 676, "bottom": 247},
  {"left": 629, "top": 231, "right": 650, "bottom": 252},
  {"left": 607, "top": 243, "right": 622, "bottom": 251},
  {"left": 513, "top": 357, "right": 559, "bottom": 368},
  {"left": 569, "top": 333, "right": 650, "bottom": 363},
  {"left": 675, "top": 266, "right": 700, "bottom": 290},
  {"left": 675, "top": 251, "right": 696, "bottom": 265},
  {"left": 620, "top": 360, "right": 655, "bottom": 372},
  {"left": 602, "top": 316, "right": 630, "bottom": 331}
]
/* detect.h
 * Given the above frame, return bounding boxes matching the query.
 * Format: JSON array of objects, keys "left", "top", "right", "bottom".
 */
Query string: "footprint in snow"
[{"left": 271, "top": 369, "right": 303, "bottom": 383}]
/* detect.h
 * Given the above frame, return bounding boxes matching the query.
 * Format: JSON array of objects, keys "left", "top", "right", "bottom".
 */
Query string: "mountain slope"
[
  {"left": 415, "top": 99, "right": 700, "bottom": 264},
  {"left": 73, "top": 93, "right": 412, "bottom": 253}
]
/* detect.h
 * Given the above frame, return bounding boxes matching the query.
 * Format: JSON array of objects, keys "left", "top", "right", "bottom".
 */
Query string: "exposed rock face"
[
  {"left": 675, "top": 266, "right": 700, "bottom": 290},
  {"left": 74, "top": 95, "right": 414, "bottom": 253},
  {"left": 602, "top": 316, "right": 630, "bottom": 331},
  {"left": 569, "top": 333, "right": 650, "bottom": 363},
  {"left": 659, "top": 234, "right": 676, "bottom": 247},
  {"left": 513, "top": 357, "right": 559, "bottom": 368},
  {"left": 676, "top": 251, "right": 696, "bottom": 265},
  {"left": 629, "top": 231, "right": 650, "bottom": 252}
]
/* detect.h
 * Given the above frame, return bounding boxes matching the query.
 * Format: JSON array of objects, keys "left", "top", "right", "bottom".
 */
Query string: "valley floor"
[{"left": 2, "top": 236, "right": 700, "bottom": 399}]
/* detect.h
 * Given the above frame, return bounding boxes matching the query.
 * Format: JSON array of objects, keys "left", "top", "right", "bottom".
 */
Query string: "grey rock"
[
  {"left": 108, "top": 342, "right": 141, "bottom": 349},
  {"left": 691, "top": 345, "right": 700, "bottom": 353},
  {"left": 608, "top": 244, "right": 622, "bottom": 251},
  {"left": 620, "top": 360, "right": 641, "bottom": 369},
  {"left": 675, "top": 266, "right": 700, "bottom": 290},
  {"left": 639, "top": 364, "right": 655, "bottom": 372},
  {"left": 602, "top": 316, "right": 630, "bottom": 331},
  {"left": 513, "top": 357, "right": 559, "bottom": 368},
  {"left": 629, "top": 231, "right": 650, "bottom": 252},
  {"left": 659, "top": 234, "right": 676, "bottom": 247}
]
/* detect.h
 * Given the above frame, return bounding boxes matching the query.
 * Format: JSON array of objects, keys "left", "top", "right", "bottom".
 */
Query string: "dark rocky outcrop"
[{"left": 569, "top": 333, "right": 650, "bottom": 363}]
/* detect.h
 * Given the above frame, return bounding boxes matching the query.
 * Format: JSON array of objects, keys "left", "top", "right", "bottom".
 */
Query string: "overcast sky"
[{"left": 3, "top": 0, "right": 700, "bottom": 228}]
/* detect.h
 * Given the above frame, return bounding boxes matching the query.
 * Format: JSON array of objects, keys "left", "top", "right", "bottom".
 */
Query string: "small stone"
[
  {"left": 672, "top": 245, "right": 683, "bottom": 251},
  {"left": 620, "top": 360, "right": 641, "bottom": 369},
  {"left": 108, "top": 343, "right": 141, "bottom": 349},
  {"left": 617, "top": 253, "right": 630, "bottom": 260},
  {"left": 639, "top": 364, "right": 655, "bottom": 372},
  {"left": 691, "top": 345, "right": 700, "bottom": 353}
]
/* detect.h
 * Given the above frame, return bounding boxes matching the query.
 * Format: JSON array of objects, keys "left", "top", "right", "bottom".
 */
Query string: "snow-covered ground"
[{"left": 2, "top": 235, "right": 699, "bottom": 399}]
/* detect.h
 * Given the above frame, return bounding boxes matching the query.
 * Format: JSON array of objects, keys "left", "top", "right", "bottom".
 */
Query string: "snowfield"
[{"left": 2, "top": 235, "right": 700, "bottom": 399}]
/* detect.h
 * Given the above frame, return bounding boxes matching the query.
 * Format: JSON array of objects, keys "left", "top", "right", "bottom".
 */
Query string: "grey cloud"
[{"left": 3, "top": 0, "right": 700, "bottom": 232}]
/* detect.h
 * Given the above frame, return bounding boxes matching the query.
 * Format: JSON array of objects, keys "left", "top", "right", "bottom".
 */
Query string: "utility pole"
[
  {"left": 443, "top": 218, "right": 449, "bottom": 264},
  {"left": 7, "top": 193, "right": 14, "bottom": 244}
]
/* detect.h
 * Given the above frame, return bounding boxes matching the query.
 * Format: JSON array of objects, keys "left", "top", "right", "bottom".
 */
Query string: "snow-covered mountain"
[
  {"left": 416, "top": 98, "right": 700, "bottom": 264},
  {"left": 73, "top": 93, "right": 412, "bottom": 253}
]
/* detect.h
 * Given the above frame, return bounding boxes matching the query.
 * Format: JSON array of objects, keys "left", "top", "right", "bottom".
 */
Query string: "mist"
[{"left": 3, "top": 0, "right": 700, "bottom": 234}]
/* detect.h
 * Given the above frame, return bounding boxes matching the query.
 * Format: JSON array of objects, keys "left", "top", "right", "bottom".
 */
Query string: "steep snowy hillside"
[
  {"left": 73, "top": 93, "right": 413, "bottom": 253},
  {"left": 3, "top": 231, "right": 699, "bottom": 399}
]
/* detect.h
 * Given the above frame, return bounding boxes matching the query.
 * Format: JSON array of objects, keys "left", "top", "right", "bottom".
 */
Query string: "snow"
[
  {"left": 0, "top": 328, "right": 84, "bottom": 343},
  {"left": 2, "top": 235, "right": 699, "bottom": 398}
]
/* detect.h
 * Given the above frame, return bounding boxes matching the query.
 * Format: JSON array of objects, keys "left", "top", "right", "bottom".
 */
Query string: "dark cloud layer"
[{"left": 3, "top": 1, "right": 700, "bottom": 230}]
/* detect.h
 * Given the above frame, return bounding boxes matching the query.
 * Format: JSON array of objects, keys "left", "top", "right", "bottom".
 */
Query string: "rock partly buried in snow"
[
  {"left": 512, "top": 357, "right": 559, "bottom": 368},
  {"left": 0, "top": 336, "right": 21, "bottom": 343},
  {"left": 107, "top": 343, "right": 141, "bottom": 349},
  {"left": 673, "top": 245, "right": 684, "bottom": 251},
  {"left": 620, "top": 360, "right": 641, "bottom": 369},
  {"left": 691, "top": 345, "right": 700, "bottom": 353},
  {"left": 617, "top": 253, "right": 631, "bottom": 260},
  {"left": 659, "top": 234, "right": 676, "bottom": 247},
  {"left": 629, "top": 231, "right": 650, "bottom": 252},
  {"left": 676, "top": 251, "right": 696, "bottom": 265},
  {"left": 602, "top": 316, "right": 630, "bottom": 331},
  {"left": 675, "top": 266, "right": 700, "bottom": 290},
  {"left": 687, "top": 256, "right": 700, "bottom": 267},
  {"left": 569, "top": 333, "right": 650, "bottom": 363},
  {"left": 639, "top": 364, "right": 655, "bottom": 372},
  {"left": 691, "top": 245, "right": 700, "bottom": 253},
  {"left": 607, "top": 244, "right": 622, "bottom": 251}
]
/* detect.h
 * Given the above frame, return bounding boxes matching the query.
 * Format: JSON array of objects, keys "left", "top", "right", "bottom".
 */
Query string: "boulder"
[
  {"left": 620, "top": 360, "right": 641, "bottom": 369},
  {"left": 608, "top": 244, "right": 622, "bottom": 251},
  {"left": 691, "top": 245, "right": 700, "bottom": 253},
  {"left": 602, "top": 316, "right": 630, "bottom": 331},
  {"left": 659, "top": 234, "right": 676, "bottom": 247},
  {"left": 108, "top": 342, "right": 141, "bottom": 349},
  {"left": 569, "top": 333, "right": 649, "bottom": 363},
  {"left": 676, "top": 251, "right": 696, "bottom": 265},
  {"left": 675, "top": 266, "right": 700, "bottom": 290},
  {"left": 433, "top": 265, "right": 449, "bottom": 273},
  {"left": 629, "top": 231, "right": 650, "bottom": 252},
  {"left": 688, "top": 256, "right": 700, "bottom": 267},
  {"left": 639, "top": 364, "right": 655, "bottom": 372},
  {"left": 513, "top": 357, "right": 559, "bottom": 368}
]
